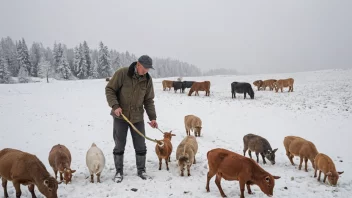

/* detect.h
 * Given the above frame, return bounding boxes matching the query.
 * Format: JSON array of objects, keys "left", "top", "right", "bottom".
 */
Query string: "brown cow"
[
  {"left": 162, "top": 80, "right": 174, "bottom": 91},
  {"left": 253, "top": 80, "right": 263, "bottom": 91},
  {"left": 188, "top": 81, "right": 210, "bottom": 96},
  {"left": 273, "top": 78, "right": 294, "bottom": 92},
  {"left": 0, "top": 148, "right": 59, "bottom": 198},
  {"left": 262, "top": 79, "right": 277, "bottom": 91},
  {"left": 206, "top": 148, "right": 280, "bottom": 198}
]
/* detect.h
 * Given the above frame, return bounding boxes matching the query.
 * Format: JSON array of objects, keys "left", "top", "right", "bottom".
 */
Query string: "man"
[{"left": 105, "top": 55, "right": 158, "bottom": 183}]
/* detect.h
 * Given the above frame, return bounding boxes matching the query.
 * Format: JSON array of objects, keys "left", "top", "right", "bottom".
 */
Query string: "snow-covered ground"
[{"left": 0, "top": 69, "right": 351, "bottom": 198}]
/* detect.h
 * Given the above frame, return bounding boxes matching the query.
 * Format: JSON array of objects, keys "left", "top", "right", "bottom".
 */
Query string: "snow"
[{"left": 0, "top": 69, "right": 352, "bottom": 198}]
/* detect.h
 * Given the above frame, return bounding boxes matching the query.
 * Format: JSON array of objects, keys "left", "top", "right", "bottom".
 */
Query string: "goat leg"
[
  {"left": 60, "top": 172, "right": 63, "bottom": 181},
  {"left": 260, "top": 153, "right": 267, "bottom": 164},
  {"left": 2, "top": 178, "right": 9, "bottom": 198},
  {"left": 304, "top": 158, "right": 308, "bottom": 172},
  {"left": 28, "top": 184, "right": 36, "bottom": 198},
  {"left": 97, "top": 172, "right": 101, "bottom": 183},
  {"left": 54, "top": 170, "right": 58, "bottom": 179},
  {"left": 90, "top": 174, "right": 94, "bottom": 183},
  {"left": 318, "top": 170, "right": 322, "bottom": 181},
  {"left": 187, "top": 165, "right": 191, "bottom": 176},
  {"left": 13, "top": 181, "right": 21, "bottom": 198},
  {"left": 298, "top": 157, "right": 303, "bottom": 170},
  {"left": 246, "top": 183, "right": 252, "bottom": 194},
  {"left": 248, "top": 150, "right": 252, "bottom": 159},
  {"left": 166, "top": 158, "right": 169, "bottom": 171},
  {"left": 255, "top": 152, "right": 259, "bottom": 163},
  {"left": 215, "top": 174, "right": 227, "bottom": 197},
  {"left": 158, "top": 157, "right": 162, "bottom": 170}
]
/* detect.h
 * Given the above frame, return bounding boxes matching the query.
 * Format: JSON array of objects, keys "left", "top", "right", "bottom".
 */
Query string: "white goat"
[{"left": 86, "top": 143, "right": 105, "bottom": 183}]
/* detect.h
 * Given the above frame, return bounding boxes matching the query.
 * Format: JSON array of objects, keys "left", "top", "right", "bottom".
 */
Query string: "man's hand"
[
  {"left": 114, "top": 107, "right": 122, "bottom": 117},
  {"left": 148, "top": 120, "right": 158, "bottom": 128}
]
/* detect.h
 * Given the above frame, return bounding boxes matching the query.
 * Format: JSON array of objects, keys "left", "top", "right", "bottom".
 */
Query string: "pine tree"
[
  {"left": 83, "top": 41, "right": 92, "bottom": 77},
  {"left": 98, "top": 42, "right": 111, "bottom": 78},
  {"left": 60, "top": 54, "right": 71, "bottom": 80},
  {"left": 0, "top": 50, "right": 11, "bottom": 83},
  {"left": 29, "top": 42, "right": 42, "bottom": 77},
  {"left": 20, "top": 38, "right": 32, "bottom": 75},
  {"left": 0, "top": 37, "right": 19, "bottom": 77},
  {"left": 73, "top": 46, "right": 82, "bottom": 78},
  {"left": 91, "top": 60, "right": 99, "bottom": 79}
]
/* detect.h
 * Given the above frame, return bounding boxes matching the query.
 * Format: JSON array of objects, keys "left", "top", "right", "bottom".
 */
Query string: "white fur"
[{"left": 86, "top": 143, "right": 105, "bottom": 175}]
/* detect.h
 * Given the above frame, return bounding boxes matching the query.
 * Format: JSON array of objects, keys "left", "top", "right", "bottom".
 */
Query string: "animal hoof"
[{"left": 159, "top": 168, "right": 161, "bottom": 170}]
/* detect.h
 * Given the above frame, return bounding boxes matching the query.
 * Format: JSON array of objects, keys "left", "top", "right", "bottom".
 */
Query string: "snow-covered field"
[{"left": 0, "top": 69, "right": 352, "bottom": 198}]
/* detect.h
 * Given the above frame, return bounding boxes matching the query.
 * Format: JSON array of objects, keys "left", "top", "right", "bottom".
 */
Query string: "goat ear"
[
  {"left": 44, "top": 180, "right": 49, "bottom": 186},
  {"left": 273, "top": 176, "right": 281, "bottom": 179},
  {"left": 172, "top": 134, "right": 176, "bottom": 136},
  {"left": 57, "top": 181, "right": 63, "bottom": 184},
  {"left": 338, "top": 171, "right": 344, "bottom": 175},
  {"left": 326, "top": 172, "right": 332, "bottom": 176},
  {"left": 71, "top": 169, "right": 76, "bottom": 173},
  {"left": 273, "top": 148, "right": 278, "bottom": 153}
]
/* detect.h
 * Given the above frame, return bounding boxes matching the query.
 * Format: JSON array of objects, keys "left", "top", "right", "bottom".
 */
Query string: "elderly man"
[{"left": 105, "top": 55, "right": 158, "bottom": 183}]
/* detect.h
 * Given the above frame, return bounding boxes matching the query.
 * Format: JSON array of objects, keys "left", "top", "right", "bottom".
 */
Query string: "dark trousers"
[{"left": 113, "top": 118, "right": 147, "bottom": 156}]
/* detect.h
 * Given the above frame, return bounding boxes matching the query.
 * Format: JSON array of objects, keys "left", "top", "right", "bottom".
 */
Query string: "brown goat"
[
  {"left": 253, "top": 80, "right": 263, "bottom": 91},
  {"left": 206, "top": 148, "right": 280, "bottom": 198},
  {"left": 0, "top": 148, "right": 59, "bottom": 198},
  {"left": 162, "top": 80, "right": 174, "bottom": 91},
  {"left": 273, "top": 78, "right": 294, "bottom": 92},
  {"left": 176, "top": 135, "right": 198, "bottom": 176},
  {"left": 262, "top": 79, "right": 277, "bottom": 91},
  {"left": 184, "top": 114, "right": 202, "bottom": 137},
  {"left": 314, "top": 153, "right": 344, "bottom": 186},
  {"left": 284, "top": 136, "right": 318, "bottom": 172},
  {"left": 155, "top": 131, "right": 176, "bottom": 170},
  {"left": 48, "top": 144, "right": 76, "bottom": 184},
  {"left": 188, "top": 81, "right": 211, "bottom": 96}
]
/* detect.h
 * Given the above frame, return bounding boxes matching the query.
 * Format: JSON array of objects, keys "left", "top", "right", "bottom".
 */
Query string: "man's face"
[{"left": 136, "top": 62, "right": 149, "bottom": 75}]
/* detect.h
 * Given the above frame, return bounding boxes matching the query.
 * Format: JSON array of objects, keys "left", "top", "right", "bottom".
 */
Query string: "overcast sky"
[{"left": 1, "top": 0, "right": 351, "bottom": 74}]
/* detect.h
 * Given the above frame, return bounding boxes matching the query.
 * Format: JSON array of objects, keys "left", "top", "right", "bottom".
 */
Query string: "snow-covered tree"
[
  {"left": 38, "top": 57, "right": 52, "bottom": 83},
  {"left": 0, "top": 37, "right": 19, "bottom": 76},
  {"left": 0, "top": 50, "right": 11, "bottom": 83},
  {"left": 29, "top": 42, "right": 42, "bottom": 77},
  {"left": 83, "top": 41, "right": 92, "bottom": 77},
  {"left": 91, "top": 60, "right": 99, "bottom": 79},
  {"left": 98, "top": 42, "right": 111, "bottom": 78}
]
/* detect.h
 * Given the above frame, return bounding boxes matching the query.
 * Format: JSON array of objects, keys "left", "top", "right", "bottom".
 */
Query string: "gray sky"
[{"left": 1, "top": 0, "right": 351, "bottom": 74}]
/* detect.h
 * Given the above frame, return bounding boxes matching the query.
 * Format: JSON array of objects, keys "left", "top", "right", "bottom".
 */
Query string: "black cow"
[
  {"left": 231, "top": 82, "right": 255, "bottom": 99},
  {"left": 181, "top": 81, "right": 195, "bottom": 93},
  {"left": 173, "top": 81, "right": 184, "bottom": 93}
]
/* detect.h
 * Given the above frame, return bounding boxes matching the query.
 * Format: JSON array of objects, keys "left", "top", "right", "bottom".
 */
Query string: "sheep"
[
  {"left": 284, "top": 136, "right": 318, "bottom": 172},
  {"left": 184, "top": 114, "right": 202, "bottom": 137},
  {"left": 48, "top": 144, "right": 76, "bottom": 184},
  {"left": 155, "top": 131, "right": 176, "bottom": 171},
  {"left": 243, "top": 133, "right": 278, "bottom": 165},
  {"left": 0, "top": 148, "right": 59, "bottom": 198},
  {"left": 314, "top": 153, "right": 344, "bottom": 186},
  {"left": 86, "top": 143, "right": 106, "bottom": 183},
  {"left": 176, "top": 135, "right": 198, "bottom": 176}
]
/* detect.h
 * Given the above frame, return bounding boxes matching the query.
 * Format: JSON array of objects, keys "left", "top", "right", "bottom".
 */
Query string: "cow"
[
  {"left": 188, "top": 81, "right": 211, "bottom": 96},
  {"left": 173, "top": 81, "right": 184, "bottom": 93},
  {"left": 253, "top": 80, "right": 263, "bottom": 91},
  {"left": 273, "top": 78, "right": 294, "bottom": 92},
  {"left": 182, "top": 81, "right": 195, "bottom": 93},
  {"left": 231, "top": 82, "right": 254, "bottom": 99},
  {"left": 162, "top": 80, "right": 174, "bottom": 91},
  {"left": 206, "top": 148, "right": 280, "bottom": 198}
]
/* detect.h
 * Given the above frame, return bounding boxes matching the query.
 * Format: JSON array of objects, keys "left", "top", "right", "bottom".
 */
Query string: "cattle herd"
[
  {"left": 162, "top": 77, "right": 295, "bottom": 100},
  {"left": 0, "top": 76, "right": 344, "bottom": 198}
]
